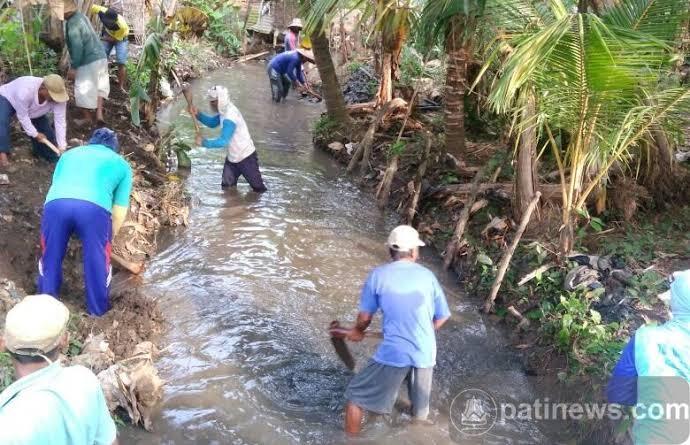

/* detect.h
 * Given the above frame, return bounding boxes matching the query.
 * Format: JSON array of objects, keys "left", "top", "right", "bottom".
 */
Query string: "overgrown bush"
[{"left": 0, "top": 7, "right": 57, "bottom": 78}]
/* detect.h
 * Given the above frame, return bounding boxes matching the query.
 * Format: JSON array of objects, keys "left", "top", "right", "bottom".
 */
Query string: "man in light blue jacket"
[{"left": 608, "top": 269, "right": 690, "bottom": 444}]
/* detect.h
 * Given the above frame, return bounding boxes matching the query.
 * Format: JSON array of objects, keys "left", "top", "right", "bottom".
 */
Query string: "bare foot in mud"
[{"left": 0, "top": 153, "right": 9, "bottom": 168}]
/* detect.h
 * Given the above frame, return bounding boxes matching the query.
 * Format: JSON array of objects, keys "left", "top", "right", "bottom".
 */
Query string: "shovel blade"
[{"left": 330, "top": 336, "right": 356, "bottom": 371}]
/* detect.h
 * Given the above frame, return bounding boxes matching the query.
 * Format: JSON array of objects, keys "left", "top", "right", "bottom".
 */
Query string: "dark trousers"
[
  {"left": 38, "top": 199, "right": 113, "bottom": 316},
  {"left": 268, "top": 67, "right": 291, "bottom": 103},
  {"left": 221, "top": 152, "right": 267, "bottom": 193},
  {"left": 0, "top": 95, "right": 59, "bottom": 162}
]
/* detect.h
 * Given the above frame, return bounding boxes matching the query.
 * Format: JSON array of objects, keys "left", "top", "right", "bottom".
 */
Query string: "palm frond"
[
  {"left": 601, "top": 0, "right": 690, "bottom": 43},
  {"left": 416, "top": 0, "right": 486, "bottom": 50}
]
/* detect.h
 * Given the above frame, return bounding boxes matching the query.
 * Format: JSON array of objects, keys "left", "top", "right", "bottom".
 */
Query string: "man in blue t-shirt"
[
  {"left": 333, "top": 225, "right": 451, "bottom": 434},
  {"left": 38, "top": 128, "right": 132, "bottom": 316},
  {"left": 266, "top": 49, "right": 314, "bottom": 102}
]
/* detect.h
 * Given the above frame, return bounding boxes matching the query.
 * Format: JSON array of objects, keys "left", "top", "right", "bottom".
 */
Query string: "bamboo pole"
[
  {"left": 483, "top": 192, "right": 542, "bottom": 313},
  {"left": 18, "top": 6, "right": 33, "bottom": 75}
]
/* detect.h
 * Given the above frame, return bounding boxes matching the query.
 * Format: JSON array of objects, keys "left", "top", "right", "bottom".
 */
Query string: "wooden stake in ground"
[
  {"left": 443, "top": 167, "right": 486, "bottom": 270},
  {"left": 405, "top": 133, "right": 432, "bottom": 223},
  {"left": 483, "top": 191, "right": 542, "bottom": 313},
  {"left": 346, "top": 99, "right": 406, "bottom": 174}
]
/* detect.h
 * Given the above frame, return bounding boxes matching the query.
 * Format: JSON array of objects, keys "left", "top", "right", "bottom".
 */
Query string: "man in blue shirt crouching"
[
  {"left": 267, "top": 49, "right": 314, "bottom": 102},
  {"left": 335, "top": 225, "right": 451, "bottom": 434}
]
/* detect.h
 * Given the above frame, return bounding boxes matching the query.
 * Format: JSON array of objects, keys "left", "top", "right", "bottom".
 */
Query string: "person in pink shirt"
[{"left": 0, "top": 75, "right": 68, "bottom": 168}]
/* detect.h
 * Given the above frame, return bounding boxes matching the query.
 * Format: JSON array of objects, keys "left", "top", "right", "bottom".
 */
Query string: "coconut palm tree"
[
  {"left": 309, "top": 17, "right": 352, "bottom": 128},
  {"left": 303, "top": 0, "right": 417, "bottom": 107},
  {"left": 477, "top": 0, "right": 690, "bottom": 254},
  {"left": 416, "top": 0, "right": 487, "bottom": 158}
]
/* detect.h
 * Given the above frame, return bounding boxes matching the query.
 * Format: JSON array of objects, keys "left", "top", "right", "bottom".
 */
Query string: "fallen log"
[
  {"left": 427, "top": 183, "right": 562, "bottom": 201},
  {"left": 484, "top": 192, "right": 542, "bottom": 313},
  {"left": 237, "top": 50, "right": 269, "bottom": 62}
]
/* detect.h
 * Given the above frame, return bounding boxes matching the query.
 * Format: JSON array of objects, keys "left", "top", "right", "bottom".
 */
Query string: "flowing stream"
[{"left": 121, "top": 64, "right": 555, "bottom": 444}]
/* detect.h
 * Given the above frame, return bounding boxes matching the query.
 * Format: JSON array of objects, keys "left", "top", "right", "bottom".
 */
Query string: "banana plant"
[{"left": 130, "top": 17, "right": 165, "bottom": 126}]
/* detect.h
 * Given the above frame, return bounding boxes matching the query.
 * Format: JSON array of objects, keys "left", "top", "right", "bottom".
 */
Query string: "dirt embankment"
[{"left": 0, "top": 84, "right": 187, "bottom": 353}]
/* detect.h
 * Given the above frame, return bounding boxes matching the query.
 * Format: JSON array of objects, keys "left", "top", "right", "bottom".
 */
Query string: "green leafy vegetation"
[
  {"left": 0, "top": 7, "right": 57, "bottom": 77},
  {"left": 539, "top": 288, "right": 625, "bottom": 377},
  {"left": 186, "top": 0, "right": 243, "bottom": 56},
  {"left": 313, "top": 115, "right": 340, "bottom": 141}
]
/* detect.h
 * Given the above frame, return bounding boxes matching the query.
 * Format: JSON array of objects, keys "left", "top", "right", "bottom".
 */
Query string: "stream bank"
[{"left": 0, "top": 41, "right": 233, "bottom": 428}]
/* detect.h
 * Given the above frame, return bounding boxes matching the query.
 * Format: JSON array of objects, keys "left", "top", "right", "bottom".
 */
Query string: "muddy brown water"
[{"left": 121, "top": 64, "right": 560, "bottom": 444}]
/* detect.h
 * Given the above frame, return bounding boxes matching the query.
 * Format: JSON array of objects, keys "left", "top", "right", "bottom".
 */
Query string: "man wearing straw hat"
[
  {"left": 284, "top": 18, "right": 303, "bottom": 52},
  {"left": 266, "top": 48, "right": 315, "bottom": 103},
  {"left": 63, "top": 0, "right": 110, "bottom": 125},
  {"left": 0, "top": 294, "right": 118, "bottom": 444},
  {"left": 0, "top": 74, "right": 69, "bottom": 168}
]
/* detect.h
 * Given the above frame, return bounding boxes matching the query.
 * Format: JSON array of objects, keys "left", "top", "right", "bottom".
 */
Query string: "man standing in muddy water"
[
  {"left": 332, "top": 225, "right": 451, "bottom": 434},
  {"left": 189, "top": 85, "right": 267, "bottom": 193},
  {"left": 38, "top": 128, "right": 132, "bottom": 316}
]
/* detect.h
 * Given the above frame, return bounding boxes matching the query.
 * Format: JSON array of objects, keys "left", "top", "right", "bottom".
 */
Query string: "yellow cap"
[
  {"left": 43, "top": 74, "right": 69, "bottom": 103},
  {"left": 4, "top": 294, "right": 70, "bottom": 355}
]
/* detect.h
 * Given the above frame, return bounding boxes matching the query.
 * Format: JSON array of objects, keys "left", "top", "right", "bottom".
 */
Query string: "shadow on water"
[{"left": 121, "top": 63, "right": 560, "bottom": 444}]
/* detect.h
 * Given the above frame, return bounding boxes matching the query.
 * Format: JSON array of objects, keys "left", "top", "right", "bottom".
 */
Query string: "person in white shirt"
[{"left": 188, "top": 86, "right": 267, "bottom": 193}]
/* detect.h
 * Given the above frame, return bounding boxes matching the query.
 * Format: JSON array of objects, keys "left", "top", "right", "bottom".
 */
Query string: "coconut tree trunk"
[
  {"left": 444, "top": 16, "right": 467, "bottom": 158},
  {"left": 375, "top": 26, "right": 406, "bottom": 107},
  {"left": 310, "top": 26, "right": 351, "bottom": 128},
  {"left": 514, "top": 93, "right": 538, "bottom": 221}
]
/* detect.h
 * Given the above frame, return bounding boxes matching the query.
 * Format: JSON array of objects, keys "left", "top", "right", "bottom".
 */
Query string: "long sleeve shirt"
[
  {"left": 65, "top": 12, "right": 107, "bottom": 68},
  {"left": 607, "top": 335, "right": 637, "bottom": 406},
  {"left": 284, "top": 30, "right": 298, "bottom": 51},
  {"left": 268, "top": 51, "right": 305, "bottom": 85},
  {"left": 90, "top": 5, "right": 129, "bottom": 41},
  {"left": 196, "top": 106, "right": 256, "bottom": 163},
  {"left": 0, "top": 77, "right": 67, "bottom": 147},
  {"left": 196, "top": 112, "right": 237, "bottom": 149}
]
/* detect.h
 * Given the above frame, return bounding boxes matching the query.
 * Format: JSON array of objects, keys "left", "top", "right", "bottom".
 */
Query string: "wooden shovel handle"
[
  {"left": 182, "top": 86, "right": 201, "bottom": 135},
  {"left": 39, "top": 137, "right": 63, "bottom": 157},
  {"left": 111, "top": 252, "right": 144, "bottom": 275}
]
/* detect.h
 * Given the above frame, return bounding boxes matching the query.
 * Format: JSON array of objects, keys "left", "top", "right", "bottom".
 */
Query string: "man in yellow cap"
[
  {"left": 0, "top": 74, "right": 68, "bottom": 168},
  {"left": 0, "top": 294, "right": 118, "bottom": 444},
  {"left": 91, "top": 4, "right": 130, "bottom": 91}
]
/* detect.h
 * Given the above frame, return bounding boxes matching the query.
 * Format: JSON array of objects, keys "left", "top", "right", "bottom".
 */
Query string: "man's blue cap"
[
  {"left": 671, "top": 270, "right": 690, "bottom": 320},
  {"left": 89, "top": 127, "right": 119, "bottom": 153}
]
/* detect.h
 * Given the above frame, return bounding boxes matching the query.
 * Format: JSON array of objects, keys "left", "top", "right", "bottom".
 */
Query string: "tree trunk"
[
  {"left": 444, "top": 16, "right": 467, "bottom": 158},
  {"left": 377, "top": 51, "right": 393, "bottom": 105},
  {"left": 514, "top": 94, "right": 538, "bottom": 221},
  {"left": 375, "top": 26, "right": 406, "bottom": 107},
  {"left": 311, "top": 27, "right": 351, "bottom": 129}
]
